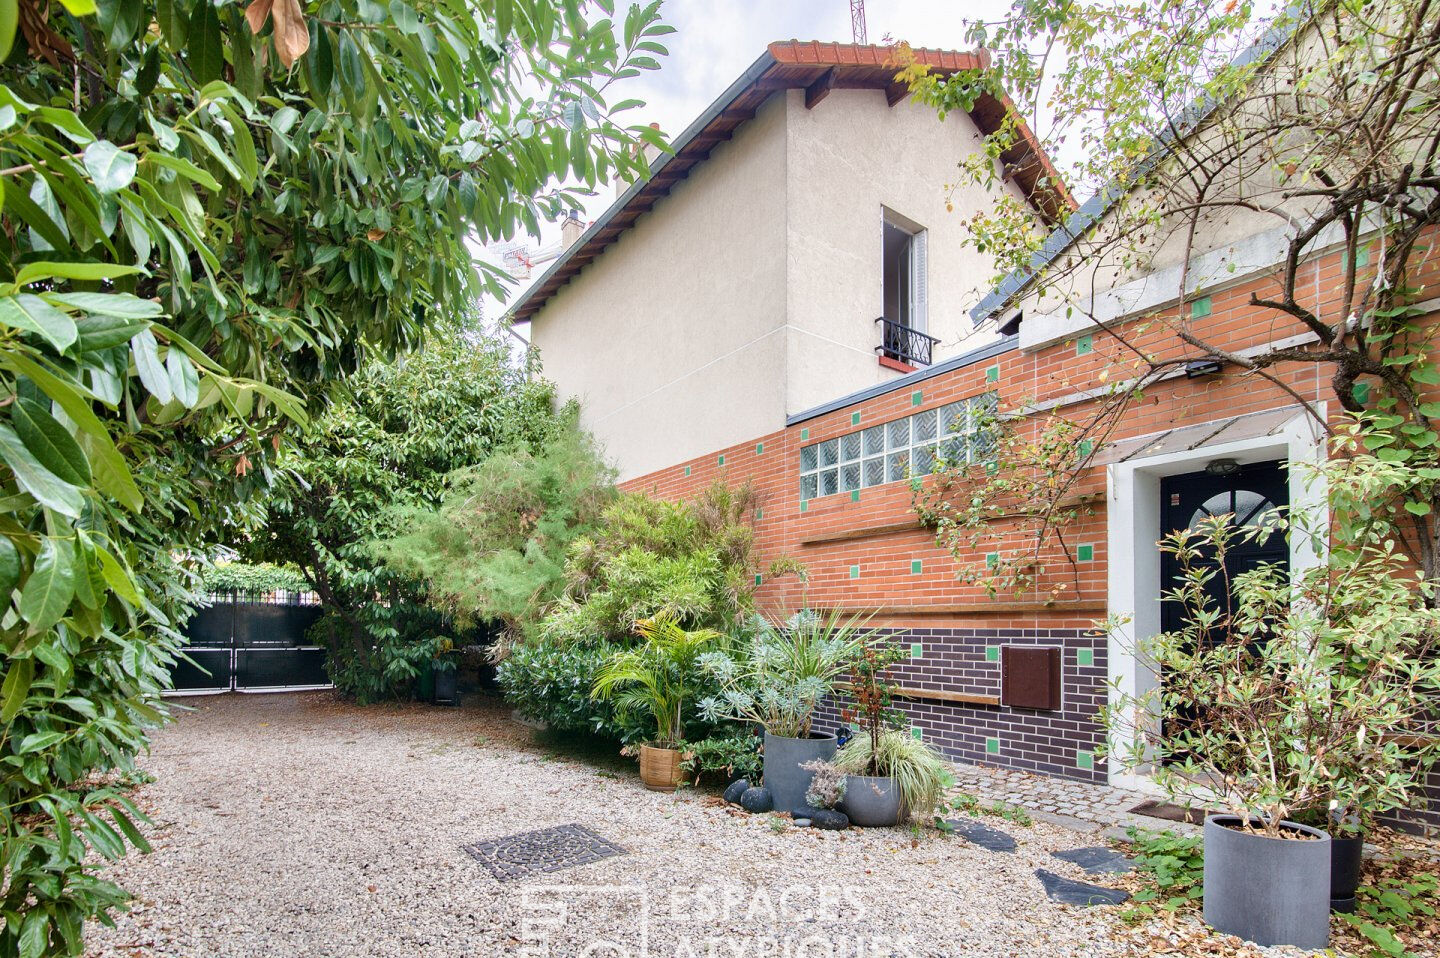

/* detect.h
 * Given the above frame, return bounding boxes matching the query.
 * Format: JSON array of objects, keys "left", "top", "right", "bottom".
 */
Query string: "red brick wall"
[{"left": 614, "top": 241, "right": 1440, "bottom": 815}]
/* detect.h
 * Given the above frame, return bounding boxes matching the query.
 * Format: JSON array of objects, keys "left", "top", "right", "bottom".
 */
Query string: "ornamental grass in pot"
[
  {"left": 1107, "top": 454, "right": 1440, "bottom": 950},
  {"left": 830, "top": 641, "right": 950, "bottom": 825},
  {"left": 699, "top": 610, "right": 876, "bottom": 810},
  {"left": 592, "top": 615, "right": 722, "bottom": 791}
]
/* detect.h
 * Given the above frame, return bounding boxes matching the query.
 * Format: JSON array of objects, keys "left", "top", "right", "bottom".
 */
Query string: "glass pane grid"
[{"left": 797, "top": 392, "right": 996, "bottom": 499}]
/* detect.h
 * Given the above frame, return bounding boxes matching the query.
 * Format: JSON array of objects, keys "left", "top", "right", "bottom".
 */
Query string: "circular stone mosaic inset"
[{"left": 462, "top": 824, "right": 627, "bottom": 882}]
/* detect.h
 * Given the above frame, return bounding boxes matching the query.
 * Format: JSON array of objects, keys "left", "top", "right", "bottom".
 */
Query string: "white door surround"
[{"left": 1103, "top": 410, "right": 1327, "bottom": 791}]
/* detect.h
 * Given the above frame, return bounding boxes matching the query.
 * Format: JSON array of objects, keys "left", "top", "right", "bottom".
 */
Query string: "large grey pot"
[
  {"left": 1203, "top": 815, "right": 1331, "bottom": 950},
  {"left": 762, "top": 731, "right": 837, "bottom": 811},
  {"left": 840, "top": 775, "right": 903, "bottom": 827}
]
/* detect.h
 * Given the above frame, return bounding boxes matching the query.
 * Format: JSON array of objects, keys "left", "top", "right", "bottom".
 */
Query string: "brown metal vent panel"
[{"left": 1000, "top": 646, "right": 1061, "bottom": 710}]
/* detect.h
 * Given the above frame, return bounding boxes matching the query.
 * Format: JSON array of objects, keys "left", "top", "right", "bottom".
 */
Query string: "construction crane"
[{"left": 850, "top": 0, "right": 867, "bottom": 44}]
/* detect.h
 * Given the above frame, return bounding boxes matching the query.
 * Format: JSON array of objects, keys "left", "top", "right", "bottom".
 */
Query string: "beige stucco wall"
[
  {"left": 782, "top": 88, "right": 1020, "bottom": 416},
  {"left": 528, "top": 96, "right": 790, "bottom": 482},
  {"left": 529, "top": 85, "right": 1028, "bottom": 479}
]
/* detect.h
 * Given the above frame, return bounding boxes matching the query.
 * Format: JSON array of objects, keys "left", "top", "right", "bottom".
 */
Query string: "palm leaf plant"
[
  {"left": 591, "top": 615, "right": 722, "bottom": 748},
  {"left": 697, "top": 609, "right": 879, "bottom": 737}
]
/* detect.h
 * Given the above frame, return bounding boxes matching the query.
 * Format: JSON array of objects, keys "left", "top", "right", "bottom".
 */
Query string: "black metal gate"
[{"left": 170, "top": 594, "right": 330, "bottom": 694}]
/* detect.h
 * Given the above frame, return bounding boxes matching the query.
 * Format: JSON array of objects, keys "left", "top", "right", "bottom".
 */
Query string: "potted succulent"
[
  {"left": 699, "top": 610, "right": 876, "bottom": 810},
  {"left": 1107, "top": 466, "right": 1440, "bottom": 950},
  {"left": 830, "top": 641, "right": 950, "bottom": 825},
  {"left": 592, "top": 615, "right": 722, "bottom": 791}
]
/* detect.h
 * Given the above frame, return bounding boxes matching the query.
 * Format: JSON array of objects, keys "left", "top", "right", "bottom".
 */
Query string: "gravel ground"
[{"left": 83, "top": 692, "right": 1287, "bottom": 958}]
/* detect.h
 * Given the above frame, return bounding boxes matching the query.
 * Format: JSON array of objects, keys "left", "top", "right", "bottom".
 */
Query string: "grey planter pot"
[
  {"left": 762, "top": 731, "right": 836, "bottom": 811},
  {"left": 840, "top": 774, "right": 903, "bottom": 826},
  {"left": 1203, "top": 815, "right": 1331, "bottom": 950}
]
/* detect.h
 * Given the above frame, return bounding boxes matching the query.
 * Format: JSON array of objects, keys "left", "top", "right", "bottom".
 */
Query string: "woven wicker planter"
[{"left": 638, "top": 745, "right": 684, "bottom": 791}]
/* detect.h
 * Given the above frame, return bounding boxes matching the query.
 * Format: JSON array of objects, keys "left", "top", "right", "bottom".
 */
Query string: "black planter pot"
[
  {"left": 433, "top": 668, "right": 460, "bottom": 706},
  {"left": 1329, "top": 831, "right": 1364, "bottom": 914},
  {"left": 1202, "top": 815, "right": 1331, "bottom": 950}
]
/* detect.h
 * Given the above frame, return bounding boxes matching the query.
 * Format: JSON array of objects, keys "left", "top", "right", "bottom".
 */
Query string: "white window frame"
[{"left": 881, "top": 208, "right": 928, "bottom": 335}]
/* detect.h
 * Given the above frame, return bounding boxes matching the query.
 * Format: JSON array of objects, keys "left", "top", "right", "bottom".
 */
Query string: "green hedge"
[{"left": 201, "top": 562, "right": 310, "bottom": 594}]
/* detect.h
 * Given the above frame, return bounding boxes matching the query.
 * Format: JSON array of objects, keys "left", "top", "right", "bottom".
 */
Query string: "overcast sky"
[{"left": 484, "top": 1, "right": 1021, "bottom": 318}]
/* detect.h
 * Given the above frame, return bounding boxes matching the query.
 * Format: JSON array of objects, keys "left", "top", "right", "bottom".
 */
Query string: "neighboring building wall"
[
  {"left": 781, "top": 88, "right": 1019, "bottom": 416},
  {"left": 619, "top": 240, "right": 1440, "bottom": 830},
  {"left": 529, "top": 97, "right": 791, "bottom": 482}
]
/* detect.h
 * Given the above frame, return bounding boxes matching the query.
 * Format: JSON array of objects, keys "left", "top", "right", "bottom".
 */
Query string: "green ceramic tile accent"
[
  {"left": 911, "top": 390, "right": 923, "bottom": 406},
  {"left": 1352, "top": 381, "right": 1371, "bottom": 405},
  {"left": 985, "top": 737, "right": 1001, "bottom": 755},
  {"left": 1076, "top": 750, "right": 1094, "bottom": 770},
  {"left": 910, "top": 643, "right": 923, "bottom": 660},
  {"left": 801, "top": 428, "right": 809, "bottom": 440},
  {"left": 986, "top": 364, "right": 1000, "bottom": 383},
  {"left": 756, "top": 442, "right": 764, "bottom": 455},
  {"left": 850, "top": 489, "right": 860, "bottom": 502},
  {"left": 1355, "top": 245, "right": 1370, "bottom": 267},
  {"left": 755, "top": 508, "right": 763, "bottom": 520},
  {"left": 985, "top": 552, "right": 999, "bottom": 569},
  {"left": 1077, "top": 544, "right": 1094, "bottom": 562},
  {"left": 911, "top": 726, "right": 924, "bottom": 741},
  {"left": 1078, "top": 439, "right": 1093, "bottom": 457},
  {"left": 800, "top": 500, "right": 808, "bottom": 513},
  {"left": 851, "top": 411, "right": 862, "bottom": 426},
  {"left": 1189, "top": 295, "right": 1213, "bottom": 319},
  {"left": 684, "top": 465, "right": 691, "bottom": 477},
  {"left": 1077, "top": 648, "right": 1094, "bottom": 667},
  {"left": 1075, "top": 334, "right": 1093, "bottom": 356},
  {"left": 985, "top": 645, "right": 1000, "bottom": 663},
  {"left": 717, "top": 454, "right": 725, "bottom": 466},
  {"left": 849, "top": 564, "right": 861, "bottom": 579},
  {"left": 754, "top": 574, "right": 763, "bottom": 586},
  {"left": 910, "top": 559, "right": 923, "bottom": 575}
]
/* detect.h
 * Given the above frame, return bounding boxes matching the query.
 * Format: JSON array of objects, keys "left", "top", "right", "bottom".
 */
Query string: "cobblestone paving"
[{"left": 949, "top": 762, "right": 1202, "bottom": 839}]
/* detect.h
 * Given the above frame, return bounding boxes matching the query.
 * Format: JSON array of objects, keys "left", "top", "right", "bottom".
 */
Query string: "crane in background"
[{"left": 850, "top": 0, "right": 867, "bottom": 43}]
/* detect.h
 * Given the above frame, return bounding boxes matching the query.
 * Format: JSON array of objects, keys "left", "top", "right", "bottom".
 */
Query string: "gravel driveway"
[{"left": 84, "top": 692, "right": 1143, "bottom": 958}]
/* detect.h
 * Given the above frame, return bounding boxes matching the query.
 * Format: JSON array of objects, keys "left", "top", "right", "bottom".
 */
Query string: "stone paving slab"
[
  {"left": 1035, "top": 869, "right": 1132, "bottom": 907},
  {"left": 1052, "top": 846, "right": 1135, "bottom": 875}
]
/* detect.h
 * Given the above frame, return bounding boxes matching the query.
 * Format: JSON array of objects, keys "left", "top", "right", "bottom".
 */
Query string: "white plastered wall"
[
  {"left": 527, "top": 96, "right": 791, "bottom": 482},
  {"left": 781, "top": 88, "right": 1025, "bottom": 416}
]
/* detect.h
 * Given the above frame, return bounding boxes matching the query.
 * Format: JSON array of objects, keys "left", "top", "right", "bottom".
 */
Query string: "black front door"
[
  {"left": 1157, "top": 461, "right": 1289, "bottom": 749},
  {"left": 1159, "top": 460, "right": 1290, "bottom": 637},
  {"left": 1163, "top": 460, "right": 1290, "bottom": 639}
]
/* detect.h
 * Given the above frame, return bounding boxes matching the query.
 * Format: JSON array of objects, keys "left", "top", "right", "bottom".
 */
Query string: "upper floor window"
[{"left": 879, "top": 210, "right": 936, "bottom": 367}]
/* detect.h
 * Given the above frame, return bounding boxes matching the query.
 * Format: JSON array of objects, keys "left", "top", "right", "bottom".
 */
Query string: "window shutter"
[{"left": 911, "top": 230, "right": 928, "bottom": 334}]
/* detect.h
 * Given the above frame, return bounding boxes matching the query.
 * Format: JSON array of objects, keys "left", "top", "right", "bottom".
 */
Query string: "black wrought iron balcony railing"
[{"left": 875, "top": 317, "right": 940, "bottom": 368}]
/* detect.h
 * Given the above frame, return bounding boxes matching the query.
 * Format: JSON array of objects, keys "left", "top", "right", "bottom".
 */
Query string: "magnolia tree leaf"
[
  {"left": 130, "top": 327, "right": 174, "bottom": 404},
  {"left": 18, "top": 536, "right": 76, "bottom": 631},
  {"left": 0, "top": 424, "right": 84, "bottom": 517},
  {"left": 12, "top": 397, "right": 91, "bottom": 487},
  {"left": 82, "top": 140, "right": 137, "bottom": 194},
  {"left": 0, "top": 295, "right": 78, "bottom": 352}
]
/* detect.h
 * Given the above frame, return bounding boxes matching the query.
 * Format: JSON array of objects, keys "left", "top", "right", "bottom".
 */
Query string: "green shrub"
[
  {"left": 537, "top": 483, "right": 764, "bottom": 646},
  {"left": 682, "top": 732, "right": 762, "bottom": 783},
  {"left": 496, "top": 639, "right": 650, "bottom": 742},
  {"left": 200, "top": 561, "right": 310, "bottom": 595},
  {"left": 375, "top": 424, "right": 615, "bottom": 653}
]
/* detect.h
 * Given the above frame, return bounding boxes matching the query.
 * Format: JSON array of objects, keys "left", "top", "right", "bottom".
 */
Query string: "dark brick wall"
[
  {"left": 1380, "top": 766, "right": 1440, "bottom": 836},
  {"left": 814, "top": 627, "right": 1108, "bottom": 784}
]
